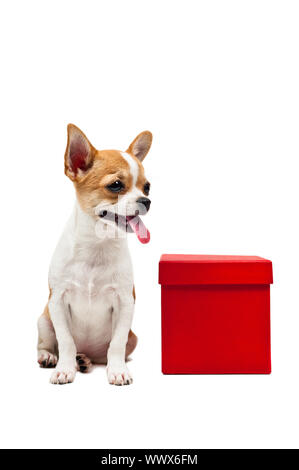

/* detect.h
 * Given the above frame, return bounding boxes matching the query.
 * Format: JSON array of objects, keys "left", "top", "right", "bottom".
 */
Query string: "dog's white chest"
[
  {"left": 64, "top": 261, "right": 118, "bottom": 356},
  {"left": 49, "top": 206, "right": 134, "bottom": 360},
  {"left": 66, "top": 261, "right": 116, "bottom": 300}
]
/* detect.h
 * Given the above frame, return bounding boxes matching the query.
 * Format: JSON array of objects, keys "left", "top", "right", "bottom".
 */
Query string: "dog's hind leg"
[
  {"left": 76, "top": 353, "right": 92, "bottom": 373},
  {"left": 125, "top": 330, "right": 138, "bottom": 359},
  {"left": 37, "top": 304, "right": 58, "bottom": 368}
]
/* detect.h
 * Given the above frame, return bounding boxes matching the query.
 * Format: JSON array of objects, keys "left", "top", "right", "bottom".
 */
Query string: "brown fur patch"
[
  {"left": 74, "top": 150, "right": 135, "bottom": 216},
  {"left": 132, "top": 285, "right": 136, "bottom": 302},
  {"left": 41, "top": 303, "right": 51, "bottom": 321},
  {"left": 126, "top": 330, "right": 138, "bottom": 358}
]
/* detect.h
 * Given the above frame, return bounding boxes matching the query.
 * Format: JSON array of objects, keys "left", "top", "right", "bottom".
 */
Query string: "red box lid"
[{"left": 159, "top": 254, "right": 273, "bottom": 285}]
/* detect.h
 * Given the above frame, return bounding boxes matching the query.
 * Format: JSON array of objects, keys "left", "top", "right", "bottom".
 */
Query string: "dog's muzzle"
[{"left": 136, "top": 197, "right": 151, "bottom": 214}]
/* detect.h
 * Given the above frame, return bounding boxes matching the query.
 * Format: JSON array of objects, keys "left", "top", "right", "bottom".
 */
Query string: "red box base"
[{"left": 159, "top": 255, "right": 272, "bottom": 375}]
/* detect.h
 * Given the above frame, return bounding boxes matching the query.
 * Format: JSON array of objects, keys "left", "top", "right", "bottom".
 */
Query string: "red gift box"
[{"left": 159, "top": 255, "right": 273, "bottom": 374}]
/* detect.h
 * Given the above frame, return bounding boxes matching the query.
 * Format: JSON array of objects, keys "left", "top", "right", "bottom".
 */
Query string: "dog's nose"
[{"left": 136, "top": 197, "right": 151, "bottom": 212}]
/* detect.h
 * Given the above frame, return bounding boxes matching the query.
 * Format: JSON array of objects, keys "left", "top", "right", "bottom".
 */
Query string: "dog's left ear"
[
  {"left": 64, "top": 124, "right": 96, "bottom": 181},
  {"left": 127, "top": 131, "right": 153, "bottom": 162}
]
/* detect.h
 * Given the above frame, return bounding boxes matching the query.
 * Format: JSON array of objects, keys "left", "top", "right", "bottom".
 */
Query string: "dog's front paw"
[
  {"left": 107, "top": 364, "right": 133, "bottom": 386},
  {"left": 50, "top": 366, "right": 76, "bottom": 385}
]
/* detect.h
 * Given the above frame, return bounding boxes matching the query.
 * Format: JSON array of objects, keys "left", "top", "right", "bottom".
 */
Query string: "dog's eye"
[
  {"left": 143, "top": 182, "right": 150, "bottom": 195},
  {"left": 106, "top": 180, "right": 124, "bottom": 193}
]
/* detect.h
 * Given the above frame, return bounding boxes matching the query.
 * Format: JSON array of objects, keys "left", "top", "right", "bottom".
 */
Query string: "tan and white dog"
[{"left": 37, "top": 124, "right": 152, "bottom": 385}]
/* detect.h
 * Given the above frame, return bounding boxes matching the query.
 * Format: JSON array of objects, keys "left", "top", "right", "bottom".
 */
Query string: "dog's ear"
[
  {"left": 127, "top": 131, "right": 152, "bottom": 162},
  {"left": 64, "top": 124, "right": 95, "bottom": 181}
]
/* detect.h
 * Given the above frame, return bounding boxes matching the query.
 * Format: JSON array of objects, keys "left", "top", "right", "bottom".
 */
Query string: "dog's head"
[{"left": 64, "top": 124, "right": 152, "bottom": 243}]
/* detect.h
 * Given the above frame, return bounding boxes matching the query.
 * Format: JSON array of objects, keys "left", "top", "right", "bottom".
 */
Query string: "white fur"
[
  {"left": 121, "top": 152, "right": 139, "bottom": 185},
  {"left": 45, "top": 202, "right": 135, "bottom": 385}
]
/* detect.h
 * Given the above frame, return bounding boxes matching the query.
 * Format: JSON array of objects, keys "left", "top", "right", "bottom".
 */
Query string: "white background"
[{"left": 0, "top": 0, "right": 298, "bottom": 449}]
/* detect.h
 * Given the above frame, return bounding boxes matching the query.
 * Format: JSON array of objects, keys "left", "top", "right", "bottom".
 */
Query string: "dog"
[{"left": 37, "top": 124, "right": 152, "bottom": 385}]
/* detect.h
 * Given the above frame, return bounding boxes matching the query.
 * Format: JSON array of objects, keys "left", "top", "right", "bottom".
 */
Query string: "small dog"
[{"left": 37, "top": 124, "right": 152, "bottom": 385}]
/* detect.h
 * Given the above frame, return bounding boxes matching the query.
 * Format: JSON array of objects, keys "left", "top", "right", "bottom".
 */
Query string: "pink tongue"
[{"left": 126, "top": 215, "right": 150, "bottom": 244}]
